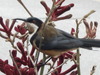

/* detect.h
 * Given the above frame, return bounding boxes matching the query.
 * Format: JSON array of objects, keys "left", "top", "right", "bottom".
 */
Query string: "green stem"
[
  {"left": 76, "top": 49, "right": 81, "bottom": 75},
  {"left": 40, "top": 54, "right": 46, "bottom": 75},
  {"left": 17, "top": 0, "right": 33, "bottom": 17},
  {"left": 75, "top": 10, "right": 96, "bottom": 75},
  {"left": 9, "top": 50, "right": 22, "bottom": 75},
  {"left": 76, "top": 19, "right": 81, "bottom": 75}
]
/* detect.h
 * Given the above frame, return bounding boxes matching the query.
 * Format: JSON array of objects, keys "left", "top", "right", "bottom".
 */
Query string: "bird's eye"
[{"left": 32, "top": 20, "right": 36, "bottom": 23}]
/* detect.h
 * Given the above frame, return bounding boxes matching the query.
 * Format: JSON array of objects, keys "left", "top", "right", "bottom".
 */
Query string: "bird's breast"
[{"left": 39, "top": 48, "right": 77, "bottom": 58}]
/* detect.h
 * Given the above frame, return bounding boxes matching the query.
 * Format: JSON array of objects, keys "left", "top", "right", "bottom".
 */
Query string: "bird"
[{"left": 14, "top": 17, "right": 100, "bottom": 58}]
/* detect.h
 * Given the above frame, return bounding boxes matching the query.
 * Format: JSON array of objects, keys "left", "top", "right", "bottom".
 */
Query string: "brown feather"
[
  {"left": 39, "top": 48, "right": 77, "bottom": 58},
  {"left": 38, "top": 25, "right": 59, "bottom": 39}
]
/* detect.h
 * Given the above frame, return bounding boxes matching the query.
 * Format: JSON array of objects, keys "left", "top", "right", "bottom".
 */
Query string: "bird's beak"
[
  {"left": 13, "top": 18, "right": 36, "bottom": 34},
  {"left": 13, "top": 18, "right": 27, "bottom": 22},
  {"left": 13, "top": 18, "right": 28, "bottom": 30}
]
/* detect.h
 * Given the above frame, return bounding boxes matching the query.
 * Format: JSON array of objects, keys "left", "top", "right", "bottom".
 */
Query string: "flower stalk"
[
  {"left": 75, "top": 10, "right": 96, "bottom": 75},
  {"left": 17, "top": 0, "right": 33, "bottom": 17},
  {"left": 0, "top": 0, "right": 98, "bottom": 75}
]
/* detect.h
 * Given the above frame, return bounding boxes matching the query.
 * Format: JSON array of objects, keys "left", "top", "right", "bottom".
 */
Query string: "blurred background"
[{"left": 0, "top": 0, "right": 100, "bottom": 75}]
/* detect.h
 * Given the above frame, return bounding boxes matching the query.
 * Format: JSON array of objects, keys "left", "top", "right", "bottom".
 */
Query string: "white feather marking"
[{"left": 25, "top": 22, "right": 39, "bottom": 38}]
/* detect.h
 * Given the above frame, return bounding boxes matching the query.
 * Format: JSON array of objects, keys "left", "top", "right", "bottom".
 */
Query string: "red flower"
[
  {"left": 20, "top": 67, "right": 28, "bottom": 75},
  {"left": 71, "top": 28, "right": 75, "bottom": 36},
  {"left": 83, "top": 19, "right": 98, "bottom": 38},
  {"left": 0, "top": 17, "right": 16, "bottom": 37},
  {"left": 15, "top": 22, "right": 27, "bottom": 35},
  {"left": 70, "top": 71, "right": 77, "bottom": 75},
  {"left": 17, "top": 42, "right": 27, "bottom": 62},
  {"left": 12, "top": 50, "right": 17, "bottom": 58},
  {"left": 0, "top": 59, "right": 8, "bottom": 73},
  {"left": 41, "top": 0, "right": 74, "bottom": 21},
  {"left": 4, "top": 64, "right": 14, "bottom": 75},
  {"left": 57, "top": 55, "right": 64, "bottom": 74},
  {"left": 60, "top": 64, "right": 77, "bottom": 75},
  {"left": 28, "top": 68, "right": 36, "bottom": 75}
]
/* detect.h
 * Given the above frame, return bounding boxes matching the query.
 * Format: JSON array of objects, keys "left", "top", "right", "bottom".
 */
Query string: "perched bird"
[{"left": 15, "top": 17, "right": 100, "bottom": 58}]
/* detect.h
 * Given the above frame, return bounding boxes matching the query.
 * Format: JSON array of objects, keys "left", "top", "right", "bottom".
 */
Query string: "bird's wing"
[
  {"left": 56, "top": 29, "right": 75, "bottom": 39},
  {"left": 55, "top": 29, "right": 92, "bottom": 50},
  {"left": 40, "top": 37, "right": 83, "bottom": 50},
  {"left": 35, "top": 29, "right": 83, "bottom": 50}
]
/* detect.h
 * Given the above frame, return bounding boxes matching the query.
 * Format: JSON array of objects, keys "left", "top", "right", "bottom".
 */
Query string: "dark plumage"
[{"left": 15, "top": 17, "right": 100, "bottom": 57}]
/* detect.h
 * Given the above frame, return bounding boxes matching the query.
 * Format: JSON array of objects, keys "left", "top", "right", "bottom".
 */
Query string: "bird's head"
[{"left": 14, "top": 17, "right": 43, "bottom": 34}]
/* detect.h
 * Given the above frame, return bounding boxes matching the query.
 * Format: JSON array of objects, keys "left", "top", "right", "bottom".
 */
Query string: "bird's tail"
[{"left": 79, "top": 38, "right": 100, "bottom": 49}]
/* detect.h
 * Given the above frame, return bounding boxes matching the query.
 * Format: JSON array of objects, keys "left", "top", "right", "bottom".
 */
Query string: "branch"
[
  {"left": 75, "top": 10, "right": 96, "bottom": 75},
  {"left": 9, "top": 50, "right": 22, "bottom": 75},
  {"left": 47, "top": 59, "right": 57, "bottom": 73},
  {"left": 42, "top": 0, "right": 56, "bottom": 29},
  {"left": 0, "top": 32, "right": 8, "bottom": 39},
  {"left": 77, "top": 10, "right": 95, "bottom": 25},
  {"left": 17, "top": 0, "right": 33, "bottom": 17},
  {"left": 40, "top": 54, "right": 46, "bottom": 75},
  {"left": 46, "top": 59, "right": 69, "bottom": 75},
  {"left": 6, "top": 37, "right": 21, "bottom": 52},
  {"left": 90, "top": 65, "right": 96, "bottom": 75},
  {"left": 26, "top": 36, "right": 38, "bottom": 75},
  {"left": 42, "top": 0, "right": 64, "bottom": 28}
]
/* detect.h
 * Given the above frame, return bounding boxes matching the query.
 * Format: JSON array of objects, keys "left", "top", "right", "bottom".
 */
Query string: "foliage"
[{"left": 0, "top": 0, "right": 98, "bottom": 75}]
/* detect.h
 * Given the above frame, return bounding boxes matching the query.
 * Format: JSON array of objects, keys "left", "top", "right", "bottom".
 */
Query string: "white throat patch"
[{"left": 25, "top": 22, "right": 38, "bottom": 35}]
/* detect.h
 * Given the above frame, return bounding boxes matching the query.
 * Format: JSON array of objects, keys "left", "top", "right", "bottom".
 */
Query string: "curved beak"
[
  {"left": 13, "top": 18, "right": 36, "bottom": 34},
  {"left": 13, "top": 18, "right": 29, "bottom": 31},
  {"left": 13, "top": 18, "right": 27, "bottom": 22}
]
